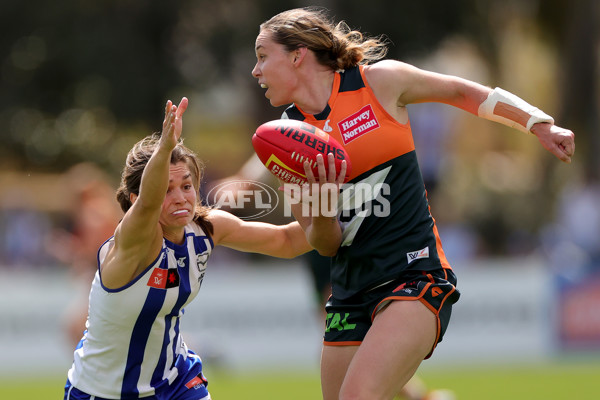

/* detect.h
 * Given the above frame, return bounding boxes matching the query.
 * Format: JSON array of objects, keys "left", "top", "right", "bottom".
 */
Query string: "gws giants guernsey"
[
  {"left": 67, "top": 223, "right": 212, "bottom": 398},
  {"left": 283, "top": 65, "right": 451, "bottom": 300}
]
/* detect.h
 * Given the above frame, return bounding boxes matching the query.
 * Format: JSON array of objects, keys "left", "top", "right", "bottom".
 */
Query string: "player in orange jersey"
[{"left": 251, "top": 7, "right": 574, "bottom": 400}]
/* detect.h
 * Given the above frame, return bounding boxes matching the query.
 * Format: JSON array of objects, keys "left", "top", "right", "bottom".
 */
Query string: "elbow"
[
  {"left": 317, "top": 248, "right": 338, "bottom": 257},
  {"left": 313, "top": 242, "right": 339, "bottom": 257}
]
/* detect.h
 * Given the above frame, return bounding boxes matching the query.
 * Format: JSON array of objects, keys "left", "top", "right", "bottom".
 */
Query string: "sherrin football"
[{"left": 252, "top": 119, "right": 351, "bottom": 185}]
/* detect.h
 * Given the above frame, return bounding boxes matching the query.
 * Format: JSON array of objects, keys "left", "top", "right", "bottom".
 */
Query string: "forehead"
[
  {"left": 255, "top": 30, "right": 277, "bottom": 52},
  {"left": 169, "top": 161, "right": 192, "bottom": 179}
]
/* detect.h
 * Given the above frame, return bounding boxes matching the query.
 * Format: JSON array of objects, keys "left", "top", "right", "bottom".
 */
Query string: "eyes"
[{"left": 166, "top": 183, "right": 194, "bottom": 194}]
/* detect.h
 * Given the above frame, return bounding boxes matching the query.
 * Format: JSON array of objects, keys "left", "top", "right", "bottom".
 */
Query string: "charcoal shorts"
[{"left": 323, "top": 268, "right": 460, "bottom": 358}]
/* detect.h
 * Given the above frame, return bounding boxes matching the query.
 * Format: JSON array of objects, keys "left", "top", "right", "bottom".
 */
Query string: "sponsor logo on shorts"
[
  {"left": 185, "top": 374, "right": 207, "bottom": 389},
  {"left": 338, "top": 104, "right": 380, "bottom": 144},
  {"left": 325, "top": 312, "right": 356, "bottom": 332},
  {"left": 406, "top": 246, "right": 429, "bottom": 264}
]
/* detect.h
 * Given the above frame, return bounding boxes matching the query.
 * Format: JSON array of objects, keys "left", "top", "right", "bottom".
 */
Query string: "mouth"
[
  {"left": 172, "top": 209, "right": 189, "bottom": 216},
  {"left": 260, "top": 83, "right": 268, "bottom": 89}
]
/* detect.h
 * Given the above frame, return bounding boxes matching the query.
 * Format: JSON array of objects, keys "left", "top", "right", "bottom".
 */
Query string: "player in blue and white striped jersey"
[{"left": 64, "top": 97, "right": 319, "bottom": 400}]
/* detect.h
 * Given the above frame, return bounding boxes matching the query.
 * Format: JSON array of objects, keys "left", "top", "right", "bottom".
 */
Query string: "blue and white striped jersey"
[{"left": 67, "top": 222, "right": 213, "bottom": 398}]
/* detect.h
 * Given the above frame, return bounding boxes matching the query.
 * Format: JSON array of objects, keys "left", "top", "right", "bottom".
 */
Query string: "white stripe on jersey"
[
  {"left": 67, "top": 223, "right": 212, "bottom": 398},
  {"left": 339, "top": 166, "right": 391, "bottom": 247}
]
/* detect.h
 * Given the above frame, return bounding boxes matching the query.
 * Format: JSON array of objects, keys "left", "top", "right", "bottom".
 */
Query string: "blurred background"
[{"left": 0, "top": 0, "right": 599, "bottom": 398}]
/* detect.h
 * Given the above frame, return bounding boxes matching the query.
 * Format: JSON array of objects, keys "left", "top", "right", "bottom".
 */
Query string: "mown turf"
[{"left": 1, "top": 360, "right": 598, "bottom": 399}]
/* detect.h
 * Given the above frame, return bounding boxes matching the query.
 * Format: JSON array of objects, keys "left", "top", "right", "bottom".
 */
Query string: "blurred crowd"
[{"left": 0, "top": 0, "right": 598, "bottom": 356}]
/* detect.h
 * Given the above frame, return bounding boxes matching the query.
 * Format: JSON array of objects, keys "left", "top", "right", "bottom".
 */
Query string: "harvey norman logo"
[{"left": 338, "top": 104, "right": 380, "bottom": 144}]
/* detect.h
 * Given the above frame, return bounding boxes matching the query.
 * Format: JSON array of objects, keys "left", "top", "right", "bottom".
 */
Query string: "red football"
[{"left": 252, "top": 119, "right": 351, "bottom": 185}]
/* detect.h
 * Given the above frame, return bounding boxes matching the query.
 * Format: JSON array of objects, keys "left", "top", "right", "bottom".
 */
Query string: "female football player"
[
  {"left": 252, "top": 7, "right": 574, "bottom": 400},
  {"left": 63, "top": 97, "right": 323, "bottom": 399}
]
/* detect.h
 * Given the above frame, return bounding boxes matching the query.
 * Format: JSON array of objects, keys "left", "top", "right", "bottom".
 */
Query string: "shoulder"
[
  {"left": 363, "top": 60, "right": 420, "bottom": 87},
  {"left": 206, "top": 209, "right": 242, "bottom": 245}
]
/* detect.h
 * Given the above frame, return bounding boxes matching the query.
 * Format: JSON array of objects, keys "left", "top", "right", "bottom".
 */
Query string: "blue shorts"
[
  {"left": 64, "top": 350, "right": 210, "bottom": 400},
  {"left": 323, "top": 268, "right": 460, "bottom": 358}
]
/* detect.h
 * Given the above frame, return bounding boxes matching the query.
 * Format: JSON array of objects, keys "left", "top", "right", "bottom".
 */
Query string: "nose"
[
  {"left": 172, "top": 188, "right": 186, "bottom": 204},
  {"left": 251, "top": 63, "right": 260, "bottom": 78}
]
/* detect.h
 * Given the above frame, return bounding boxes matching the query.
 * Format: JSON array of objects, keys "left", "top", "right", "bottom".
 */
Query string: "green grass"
[{"left": 2, "top": 361, "right": 599, "bottom": 399}]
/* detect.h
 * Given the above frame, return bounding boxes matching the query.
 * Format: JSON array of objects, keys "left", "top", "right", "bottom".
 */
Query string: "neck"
[
  {"left": 294, "top": 69, "right": 335, "bottom": 115},
  {"left": 163, "top": 226, "right": 186, "bottom": 245}
]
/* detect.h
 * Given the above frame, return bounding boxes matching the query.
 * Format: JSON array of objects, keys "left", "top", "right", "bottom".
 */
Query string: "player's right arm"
[{"left": 101, "top": 100, "right": 186, "bottom": 288}]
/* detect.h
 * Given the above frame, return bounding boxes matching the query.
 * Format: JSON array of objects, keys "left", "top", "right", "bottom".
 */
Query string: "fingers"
[
  {"left": 304, "top": 160, "right": 316, "bottom": 184},
  {"left": 337, "top": 160, "right": 347, "bottom": 185},
  {"left": 555, "top": 129, "right": 575, "bottom": 164},
  {"left": 562, "top": 137, "right": 575, "bottom": 160},
  {"left": 317, "top": 154, "right": 327, "bottom": 183},
  {"left": 557, "top": 146, "right": 572, "bottom": 163},
  {"left": 176, "top": 97, "right": 188, "bottom": 118},
  {"left": 163, "top": 105, "right": 176, "bottom": 133},
  {"left": 304, "top": 153, "right": 347, "bottom": 183}
]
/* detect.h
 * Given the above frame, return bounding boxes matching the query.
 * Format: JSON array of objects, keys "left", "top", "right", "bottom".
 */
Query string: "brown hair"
[
  {"left": 115, "top": 134, "right": 213, "bottom": 236},
  {"left": 260, "top": 7, "right": 388, "bottom": 71}
]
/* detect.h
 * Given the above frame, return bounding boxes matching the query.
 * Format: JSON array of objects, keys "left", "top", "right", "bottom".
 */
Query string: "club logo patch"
[
  {"left": 147, "top": 268, "right": 180, "bottom": 289},
  {"left": 338, "top": 104, "right": 380, "bottom": 144}
]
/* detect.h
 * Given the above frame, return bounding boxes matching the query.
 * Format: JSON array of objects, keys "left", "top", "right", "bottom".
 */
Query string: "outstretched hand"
[
  {"left": 531, "top": 122, "right": 575, "bottom": 163},
  {"left": 161, "top": 97, "right": 188, "bottom": 148}
]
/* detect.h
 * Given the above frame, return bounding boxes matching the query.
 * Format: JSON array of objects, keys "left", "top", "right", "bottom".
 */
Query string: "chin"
[{"left": 269, "top": 98, "right": 286, "bottom": 108}]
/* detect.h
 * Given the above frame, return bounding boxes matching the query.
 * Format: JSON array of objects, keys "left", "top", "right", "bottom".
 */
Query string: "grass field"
[{"left": 2, "top": 360, "right": 598, "bottom": 399}]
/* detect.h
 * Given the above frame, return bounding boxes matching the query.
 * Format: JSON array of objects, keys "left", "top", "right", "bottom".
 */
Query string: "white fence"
[{"left": 0, "top": 256, "right": 558, "bottom": 376}]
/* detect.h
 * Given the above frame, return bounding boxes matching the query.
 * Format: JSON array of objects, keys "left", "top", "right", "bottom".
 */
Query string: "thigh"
[
  {"left": 340, "top": 300, "right": 437, "bottom": 400},
  {"left": 320, "top": 344, "right": 358, "bottom": 400}
]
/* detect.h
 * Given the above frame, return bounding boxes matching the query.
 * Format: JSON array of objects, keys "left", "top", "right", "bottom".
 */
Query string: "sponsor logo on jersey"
[
  {"left": 406, "top": 246, "right": 429, "bottom": 264},
  {"left": 323, "top": 119, "right": 333, "bottom": 132},
  {"left": 338, "top": 104, "right": 380, "bottom": 144},
  {"left": 147, "top": 268, "right": 180, "bottom": 289}
]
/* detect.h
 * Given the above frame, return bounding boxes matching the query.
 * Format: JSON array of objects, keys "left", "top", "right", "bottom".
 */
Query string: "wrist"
[
  {"left": 478, "top": 87, "right": 554, "bottom": 134},
  {"left": 529, "top": 121, "right": 552, "bottom": 136}
]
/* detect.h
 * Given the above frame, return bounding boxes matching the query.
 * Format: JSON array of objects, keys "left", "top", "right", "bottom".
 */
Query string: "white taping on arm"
[{"left": 477, "top": 87, "right": 554, "bottom": 134}]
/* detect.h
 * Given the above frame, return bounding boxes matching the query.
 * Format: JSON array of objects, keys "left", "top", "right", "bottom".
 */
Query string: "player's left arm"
[
  {"left": 366, "top": 60, "right": 575, "bottom": 163},
  {"left": 208, "top": 209, "right": 312, "bottom": 259}
]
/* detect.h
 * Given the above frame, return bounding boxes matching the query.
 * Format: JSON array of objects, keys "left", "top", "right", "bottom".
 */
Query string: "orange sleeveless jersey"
[{"left": 283, "top": 65, "right": 451, "bottom": 299}]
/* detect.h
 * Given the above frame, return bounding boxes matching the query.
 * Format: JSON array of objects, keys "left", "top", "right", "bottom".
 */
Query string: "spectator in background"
[
  {"left": 0, "top": 208, "right": 52, "bottom": 268},
  {"left": 46, "top": 162, "right": 122, "bottom": 348},
  {"left": 543, "top": 166, "right": 600, "bottom": 278}
]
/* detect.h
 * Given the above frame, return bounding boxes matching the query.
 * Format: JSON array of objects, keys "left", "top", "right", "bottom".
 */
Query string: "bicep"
[{"left": 367, "top": 61, "right": 490, "bottom": 114}]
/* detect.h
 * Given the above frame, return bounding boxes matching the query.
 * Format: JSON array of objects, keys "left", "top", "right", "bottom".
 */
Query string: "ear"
[
  {"left": 292, "top": 47, "right": 308, "bottom": 66},
  {"left": 129, "top": 192, "right": 138, "bottom": 205}
]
